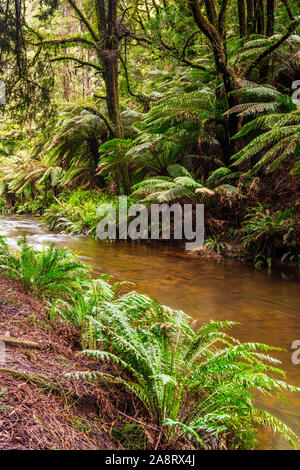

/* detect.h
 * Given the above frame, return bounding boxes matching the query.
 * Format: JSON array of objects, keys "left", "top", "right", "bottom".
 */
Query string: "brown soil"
[{"left": 0, "top": 276, "right": 123, "bottom": 450}]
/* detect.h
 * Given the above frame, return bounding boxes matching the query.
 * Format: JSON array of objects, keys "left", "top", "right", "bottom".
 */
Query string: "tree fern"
[
  {"left": 231, "top": 110, "right": 300, "bottom": 175},
  {"left": 133, "top": 165, "right": 237, "bottom": 203}
]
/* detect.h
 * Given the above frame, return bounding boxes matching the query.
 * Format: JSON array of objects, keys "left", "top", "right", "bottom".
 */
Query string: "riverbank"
[
  {"left": 0, "top": 274, "right": 230, "bottom": 451},
  {"left": 0, "top": 275, "right": 123, "bottom": 450},
  {"left": 0, "top": 233, "right": 299, "bottom": 450},
  {"left": 1, "top": 188, "right": 299, "bottom": 270}
]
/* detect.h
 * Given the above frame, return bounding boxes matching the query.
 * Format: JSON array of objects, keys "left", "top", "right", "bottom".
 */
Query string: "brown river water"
[{"left": 0, "top": 215, "right": 299, "bottom": 450}]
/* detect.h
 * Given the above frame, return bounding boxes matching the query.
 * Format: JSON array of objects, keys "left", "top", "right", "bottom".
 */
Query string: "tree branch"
[
  {"left": 245, "top": 18, "right": 300, "bottom": 75},
  {"left": 94, "top": 94, "right": 107, "bottom": 100},
  {"left": 0, "top": 335, "right": 40, "bottom": 349},
  {"left": 218, "top": 0, "right": 230, "bottom": 38},
  {"left": 181, "top": 57, "right": 208, "bottom": 71},
  {"left": 66, "top": 0, "right": 99, "bottom": 43},
  {"left": 84, "top": 107, "right": 117, "bottom": 138},
  {"left": 281, "top": 0, "right": 295, "bottom": 21},
  {"left": 119, "top": 54, "right": 152, "bottom": 110},
  {"left": 34, "top": 37, "right": 97, "bottom": 49},
  {"left": 50, "top": 56, "right": 103, "bottom": 72},
  {"left": 0, "top": 367, "right": 76, "bottom": 398},
  {"left": 187, "top": 0, "right": 220, "bottom": 45}
]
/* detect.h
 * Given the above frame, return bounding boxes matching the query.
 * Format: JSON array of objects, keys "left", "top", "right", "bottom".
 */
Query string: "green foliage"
[
  {"left": 0, "top": 235, "right": 87, "bottom": 298},
  {"left": 67, "top": 288, "right": 299, "bottom": 449},
  {"left": 35, "top": 105, "right": 107, "bottom": 187},
  {"left": 128, "top": 69, "right": 223, "bottom": 176},
  {"left": 14, "top": 195, "right": 49, "bottom": 215},
  {"left": 133, "top": 164, "right": 236, "bottom": 204},
  {"left": 139, "top": 71, "right": 216, "bottom": 148},
  {"left": 0, "top": 151, "right": 65, "bottom": 196},
  {"left": 242, "top": 204, "right": 299, "bottom": 263},
  {"left": 111, "top": 423, "right": 147, "bottom": 450},
  {"left": 42, "top": 189, "right": 138, "bottom": 237},
  {"left": 0, "top": 239, "right": 298, "bottom": 449},
  {"left": 231, "top": 96, "right": 300, "bottom": 176},
  {"left": 204, "top": 235, "right": 230, "bottom": 255},
  {"left": 98, "top": 139, "right": 135, "bottom": 195},
  {"left": 43, "top": 189, "right": 112, "bottom": 235},
  {"left": 0, "top": 197, "right": 8, "bottom": 214}
]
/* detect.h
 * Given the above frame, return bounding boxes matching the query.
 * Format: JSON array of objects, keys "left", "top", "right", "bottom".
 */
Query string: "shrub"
[
  {"left": 0, "top": 235, "right": 87, "bottom": 298},
  {"left": 242, "top": 204, "right": 298, "bottom": 266},
  {"left": 43, "top": 190, "right": 140, "bottom": 238},
  {"left": 204, "top": 235, "right": 230, "bottom": 255},
  {"left": 43, "top": 189, "right": 115, "bottom": 236},
  {"left": 0, "top": 197, "right": 8, "bottom": 214},
  {"left": 67, "top": 280, "right": 299, "bottom": 449}
]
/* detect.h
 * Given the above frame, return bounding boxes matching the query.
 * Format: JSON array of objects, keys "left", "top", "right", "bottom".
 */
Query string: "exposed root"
[{"left": 0, "top": 335, "right": 40, "bottom": 349}]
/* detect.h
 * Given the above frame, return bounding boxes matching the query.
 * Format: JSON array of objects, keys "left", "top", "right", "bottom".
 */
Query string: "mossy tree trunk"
[{"left": 95, "top": 0, "right": 124, "bottom": 139}]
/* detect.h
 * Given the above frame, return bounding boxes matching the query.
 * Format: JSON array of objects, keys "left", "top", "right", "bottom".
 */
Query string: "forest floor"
[{"left": 0, "top": 276, "right": 124, "bottom": 450}]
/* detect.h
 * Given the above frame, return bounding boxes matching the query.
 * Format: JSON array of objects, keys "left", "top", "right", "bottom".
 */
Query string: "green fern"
[
  {"left": 66, "top": 292, "right": 299, "bottom": 449},
  {"left": 0, "top": 235, "right": 87, "bottom": 298}
]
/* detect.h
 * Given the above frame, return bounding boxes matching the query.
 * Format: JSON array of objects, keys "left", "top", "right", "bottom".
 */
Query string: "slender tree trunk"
[
  {"left": 266, "top": 0, "right": 275, "bottom": 36},
  {"left": 256, "top": 0, "right": 265, "bottom": 34},
  {"left": 81, "top": 26, "right": 90, "bottom": 98},
  {"left": 204, "top": 0, "right": 217, "bottom": 25},
  {"left": 88, "top": 136, "right": 100, "bottom": 169},
  {"left": 246, "top": 0, "right": 254, "bottom": 33},
  {"left": 63, "top": 63, "right": 71, "bottom": 101},
  {"left": 238, "top": 0, "right": 247, "bottom": 37},
  {"left": 188, "top": 0, "right": 240, "bottom": 160},
  {"left": 4, "top": 187, "right": 16, "bottom": 209},
  {"left": 261, "top": 0, "right": 275, "bottom": 78},
  {"left": 212, "top": 48, "right": 239, "bottom": 162}
]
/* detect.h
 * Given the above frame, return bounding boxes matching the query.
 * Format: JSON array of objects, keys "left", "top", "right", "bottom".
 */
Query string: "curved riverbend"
[{"left": 0, "top": 215, "right": 299, "bottom": 450}]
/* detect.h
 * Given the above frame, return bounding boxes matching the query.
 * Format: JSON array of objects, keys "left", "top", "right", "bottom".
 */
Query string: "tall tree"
[{"left": 34, "top": 0, "right": 135, "bottom": 138}]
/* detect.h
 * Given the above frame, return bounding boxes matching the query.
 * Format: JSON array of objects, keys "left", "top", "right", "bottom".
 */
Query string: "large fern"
[
  {"left": 231, "top": 109, "right": 300, "bottom": 175},
  {"left": 133, "top": 164, "right": 237, "bottom": 203},
  {"left": 68, "top": 290, "right": 299, "bottom": 449},
  {"left": 0, "top": 235, "right": 87, "bottom": 298}
]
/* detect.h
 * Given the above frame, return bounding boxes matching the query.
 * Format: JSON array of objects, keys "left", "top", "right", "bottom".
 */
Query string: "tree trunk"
[
  {"left": 4, "top": 187, "right": 16, "bottom": 209},
  {"left": 256, "top": 0, "right": 265, "bottom": 34},
  {"left": 63, "top": 63, "right": 71, "bottom": 102},
  {"left": 100, "top": 52, "right": 124, "bottom": 139},
  {"left": 188, "top": 0, "right": 240, "bottom": 160},
  {"left": 266, "top": 0, "right": 275, "bottom": 36},
  {"left": 246, "top": 0, "right": 254, "bottom": 33},
  {"left": 238, "top": 0, "right": 247, "bottom": 37},
  {"left": 88, "top": 136, "right": 100, "bottom": 169},
  {"left": 95, "top": 0, "right": 124, "bottom": 138},
  {"left": 212, "top": 48, "right": 239, "bottom": 162}
]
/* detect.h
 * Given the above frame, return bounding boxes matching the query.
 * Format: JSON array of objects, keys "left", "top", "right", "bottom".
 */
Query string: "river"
[{"left": 0, "top": 215, "right": 299, "bottom": 450}]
